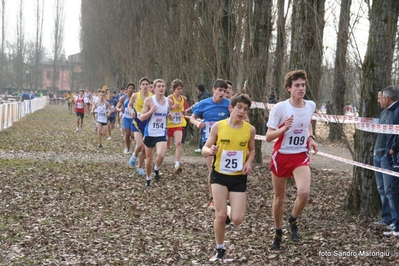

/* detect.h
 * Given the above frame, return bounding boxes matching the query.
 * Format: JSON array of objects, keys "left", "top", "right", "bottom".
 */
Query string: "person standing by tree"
[
  {"left": 202, "top": 93, "right": 255, "bottom": 261},
  {"left": 190, "top": 79, "right": 230, "bottom": 211},
  {"left": 140, "top": 79, "right": 173, "bottom": 187},
  {"left": 266, "top": 70, "right": 318, "bottom": 250},
  {"left": 381, "top": 86, "right": 399, "bottom": 236},
  {"left": 373, "top": 90, "right": 395, "bottom": 227},
  {"left": 167, "top": 79, "right": 187, "bottom": 173}
]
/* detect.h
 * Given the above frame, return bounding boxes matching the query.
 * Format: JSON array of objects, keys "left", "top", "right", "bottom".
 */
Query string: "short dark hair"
[
  {"left": 284, "top": 70, "right": 307, "bottom": 89},
  {"left": 198, "top": 84, "right": 205, "bottom": 92},
  {"left": 230, "top": 93, "right": 251, "bottom": 108},
  {"left": 139, "top": 77, "right": 150, "bottom": 85},
  {"left": 213, "top": 79, "right": 228, "bottom": 89}
]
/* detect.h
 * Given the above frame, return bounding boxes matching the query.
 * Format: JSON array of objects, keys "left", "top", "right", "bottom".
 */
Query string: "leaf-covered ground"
[{"left": 0, "top": 105, "right": 398, "bottom": 265}]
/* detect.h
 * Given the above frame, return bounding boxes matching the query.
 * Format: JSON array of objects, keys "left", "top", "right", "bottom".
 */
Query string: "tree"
[
  {"left": 345, "top": 0, "right": 399, "bottom": 215},
  {"left": 290, "top": 0, "right": 325, "bottom": 106},
  {"left": 246, "top": 0, "right": 273, "bottom": 163},
  {"left": 272, "top": 0, "right": 289, "bottom": 99},
  {"left": 52, "top": 0, "right": 65, "bottom": 90},
  {"left": 0, "top": 0, "right": 5, "bottom": 89},
  {"left": 33, "top": 0, "right": 44, "bottom": 90},
  {"left": 329, "top": 0, "right": 352, "bottom": 142}
]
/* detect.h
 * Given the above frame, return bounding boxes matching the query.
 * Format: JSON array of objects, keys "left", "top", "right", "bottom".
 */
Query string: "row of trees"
[
  {"left": 0, "top": 0, "right": 66, "bottom": 92},
  {"left": 81, "top": 0, "right": 399, "bottom": 216}
]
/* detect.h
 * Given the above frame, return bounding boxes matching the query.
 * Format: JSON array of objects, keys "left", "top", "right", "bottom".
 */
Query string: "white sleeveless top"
[
  {"left": 96, "top": 102, "right": 108, "bottom": 124},
  {"left": 144, "top": 96, "right": 169, "bottom": 137}
]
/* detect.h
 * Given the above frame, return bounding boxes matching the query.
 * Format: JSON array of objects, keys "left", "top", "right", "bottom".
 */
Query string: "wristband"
[{"left": 308, "top": 135, "right": 316, "bottom": 140}]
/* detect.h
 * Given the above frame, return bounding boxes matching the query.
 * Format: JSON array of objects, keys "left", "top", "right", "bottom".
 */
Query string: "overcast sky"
[
  {"left": 5, "top": 0, "right": 81, "bottom": 57},
  {"left": 3, "top": 0, "right": 368, "bottom": 62}
]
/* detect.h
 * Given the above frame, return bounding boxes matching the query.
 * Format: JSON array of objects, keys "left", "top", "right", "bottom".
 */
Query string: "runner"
[
  {"left": 115, "top": 87, "right": 125, "bottom": 128},
  {"left": 83, "top": 87, "right": 92, "bottom": 117},
  {"left": 128, "top": 77, "right": 152, "bottom": 176},
  {"left": 266, "top": 69, "right": 318, "bottom": 251},
  {"left": 116, "top": 83, "right": 135, "bottom": 154},
  {"left": 91, "top": 91, "right": 114, "bottom": 148},
  {"left": 106, "top": 90, "right": 118, "bottom": 140},
  {"left": 202, "top": 93, "right": 255, "bottom": 262},
  {"left": 190, "top": 79, "right": 230, "bottom": 210},
  {"left": 166, "top": 79, "right": 187, "bottom": 173},
  {"left": 74, "top": 90, "right": 85, "bottom": 132},
  {"left": 140, "top": 79, "right": 173, "bottom": 187}
]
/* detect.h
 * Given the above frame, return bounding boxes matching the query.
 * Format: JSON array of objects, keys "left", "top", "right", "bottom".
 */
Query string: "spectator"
[
  {"left": 197, "top": 84, "right": 212, "bottom": 101},
  {"left": 268, "top": 92, "right": 278, "bottom": 104}
]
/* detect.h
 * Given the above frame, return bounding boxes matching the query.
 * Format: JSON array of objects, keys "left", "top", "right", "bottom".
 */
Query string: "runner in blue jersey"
[
  {"left": 106, "top": 90, "right": 118, "bottom": 140},
  {"left": 189, "top": 79, "right": 230, "bottom": 210},
  {"left": 116, "top": 83, "right": 135, "bottom": 154}
]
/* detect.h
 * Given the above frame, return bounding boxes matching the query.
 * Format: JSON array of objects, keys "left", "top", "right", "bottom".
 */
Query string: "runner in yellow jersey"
[
  {"left": 128, "top": 77, "right": 152, "bottom": 175},
  {"left": 202, "top": 93, "right": 255, "bottom": 261},
  {"left": 167, "top": 79, "right": 187, "bottom": 173}
]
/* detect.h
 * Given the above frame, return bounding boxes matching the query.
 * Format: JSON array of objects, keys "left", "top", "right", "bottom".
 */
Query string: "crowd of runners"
[{"left": 64, "top": 72, "right": 319, "bottom": 261}]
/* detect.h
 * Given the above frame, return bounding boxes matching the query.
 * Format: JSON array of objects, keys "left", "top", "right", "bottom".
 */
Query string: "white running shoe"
[
  {"left": 107, "top": 137, "right": 112, "bottom": 140},
  {"left": 76, "top": 127, "right": 79, "bottom": 132},
  {"left": 123, "top": 148, "right": 132, "bottom": 154}
]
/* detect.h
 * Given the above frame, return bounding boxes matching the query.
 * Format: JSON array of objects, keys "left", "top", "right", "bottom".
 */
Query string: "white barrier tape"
[
  {"left": 317, "top": 151, "right": 399, "bottom": 177},
  {"left": 355, "top": 123, "right": 399, "bottom": 134},
  {"left": 311, "top": 113, "right": 378, "bottom": 124}
]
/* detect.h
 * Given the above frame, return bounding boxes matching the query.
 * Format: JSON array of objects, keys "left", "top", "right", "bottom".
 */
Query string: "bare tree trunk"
[
  {"left": 247, "top": 0, "right": 273, "bottom": 163},
  {"left": 33, "top": 0, "right": 44, "bottom": 90},
  {"left": 345, "top": 0, "right": 399, "bottom": 215},
  {"left": 15, "top": 0, "right": 25, "bottom": 90},
  {"left": 329, "top": 0, "right": 352, "bottom": 141},
  {"left": 52, "top": 0, "right": 65, "bottom": 90},
  {"left": 1, "top": 0, "right": 5, "bottom": 89},
  {"left": 272, "top": 0, "right": 288, "bottom": 99}
]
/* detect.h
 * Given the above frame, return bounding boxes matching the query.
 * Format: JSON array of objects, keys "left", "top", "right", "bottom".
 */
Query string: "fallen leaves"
[{"left": 0, "top": 105, "right": 397, "bottom": 265}]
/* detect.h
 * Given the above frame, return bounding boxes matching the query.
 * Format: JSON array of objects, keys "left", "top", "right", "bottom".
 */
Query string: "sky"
[
  {"left": 5, "top": 0, "right": 81, "bottom": 57},
  {"left": 3, "top": 0, "right": 368, "bottom": 62}
]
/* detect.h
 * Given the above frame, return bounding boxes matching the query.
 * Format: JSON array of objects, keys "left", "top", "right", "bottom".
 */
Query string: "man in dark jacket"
[
  {"left": 197, "top": 84, "right": 212, "bottom": 101},
  {"left": 382, "top": 86, "right": 399, "bottom": 236}
]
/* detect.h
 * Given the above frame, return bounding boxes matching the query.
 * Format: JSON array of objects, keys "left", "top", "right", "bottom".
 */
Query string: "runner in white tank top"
[
  {"left": 91, "top": 91, "right": 114, "bottom": 148},
  {"left": 140, "top": 79, "right": 173, "bottom": 187}
]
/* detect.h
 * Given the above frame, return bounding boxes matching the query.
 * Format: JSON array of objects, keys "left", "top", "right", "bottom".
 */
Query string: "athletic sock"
[
  {"left": 154, "top": 165, "right": 159, "bottom": 171},
  {"left": 175, "top": 161, "right": 180, "bottom": 167},
  {"left": 275, "top": 229, "right": 283, "bottom": 238},
  {"left": 216, "top": 243, "right": 225, "bottom": 250},
  {"left": 146, "top": 176, "right": 151, "bottom": 181},
  {"left": 288, "top": 214, "right": 297, "bottom": 224}
]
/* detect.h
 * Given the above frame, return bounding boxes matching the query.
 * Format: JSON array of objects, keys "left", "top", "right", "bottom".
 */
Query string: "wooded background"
[{"left": 2, "top": 0, "right": 399, "bottom": 217}]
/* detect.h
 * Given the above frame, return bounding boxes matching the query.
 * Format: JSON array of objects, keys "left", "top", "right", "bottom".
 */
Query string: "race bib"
[
  {"left": 204, "top": 121, "right": 216, "bottom": 138},
  {"left": 77, "top": 102, "right": 83, "bottom": 108},
  {"left": 219, "top": 150, "right": 243, "bottom": 174},
  {"left": 171, "top": 112, "right": 182, "bottom": 124}
]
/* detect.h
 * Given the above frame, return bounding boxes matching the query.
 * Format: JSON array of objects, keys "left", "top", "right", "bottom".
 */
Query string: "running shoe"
[
  {"left": 76, "top": 127, "right": 79, "bottom": 132},
  {"left": 94, "top": 126, "right": 97, "bottom": 132},
  {"left": 194, "top": 148, "right": 201, "bottom": 153},
  {"left": 270, "top": 234, "right": 281, "bottom": 251},
  {"left": 211, "top": 248, "right": 226, "bottom": 261},
  {"left": 137, "top": 167, "right": 145, "bottom": 176},
  {"left": 289, "top": 220, "right": 300, "bottom": 242},
  {"left": 98, "top": 144, "right": 103, "bottom": 148},
  {"left": 386, "top": 223, "right": 395, "bottom": 231},
  {"left": 146, "top": 179, "right": 151, "bottom": 187},
  {"left": 153, "top": 167, "right": 161, "bottom": 181},
  {"left": 208, "top": 200, "right": 215, "bottom": 211},
  {"left": 383, "top": 231, "right": 399, "bottom": 236},
  {"left": 129, "top": 154, "right": 136, "bottom": 167},
  {"left": 373, "top": 220, "right": 389, "bottom": 226},
  {"left": 123, "top": 148, "right": 131, "bottom": 154},
  {"left": 174, "top": 165, "right": 182, "bottom": 174},
  {"left": 107, "top": 137, "right": 112, "bottom": 140},
  {"left": 79, "top": 127, "right": 82, "bottom": 132}
]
